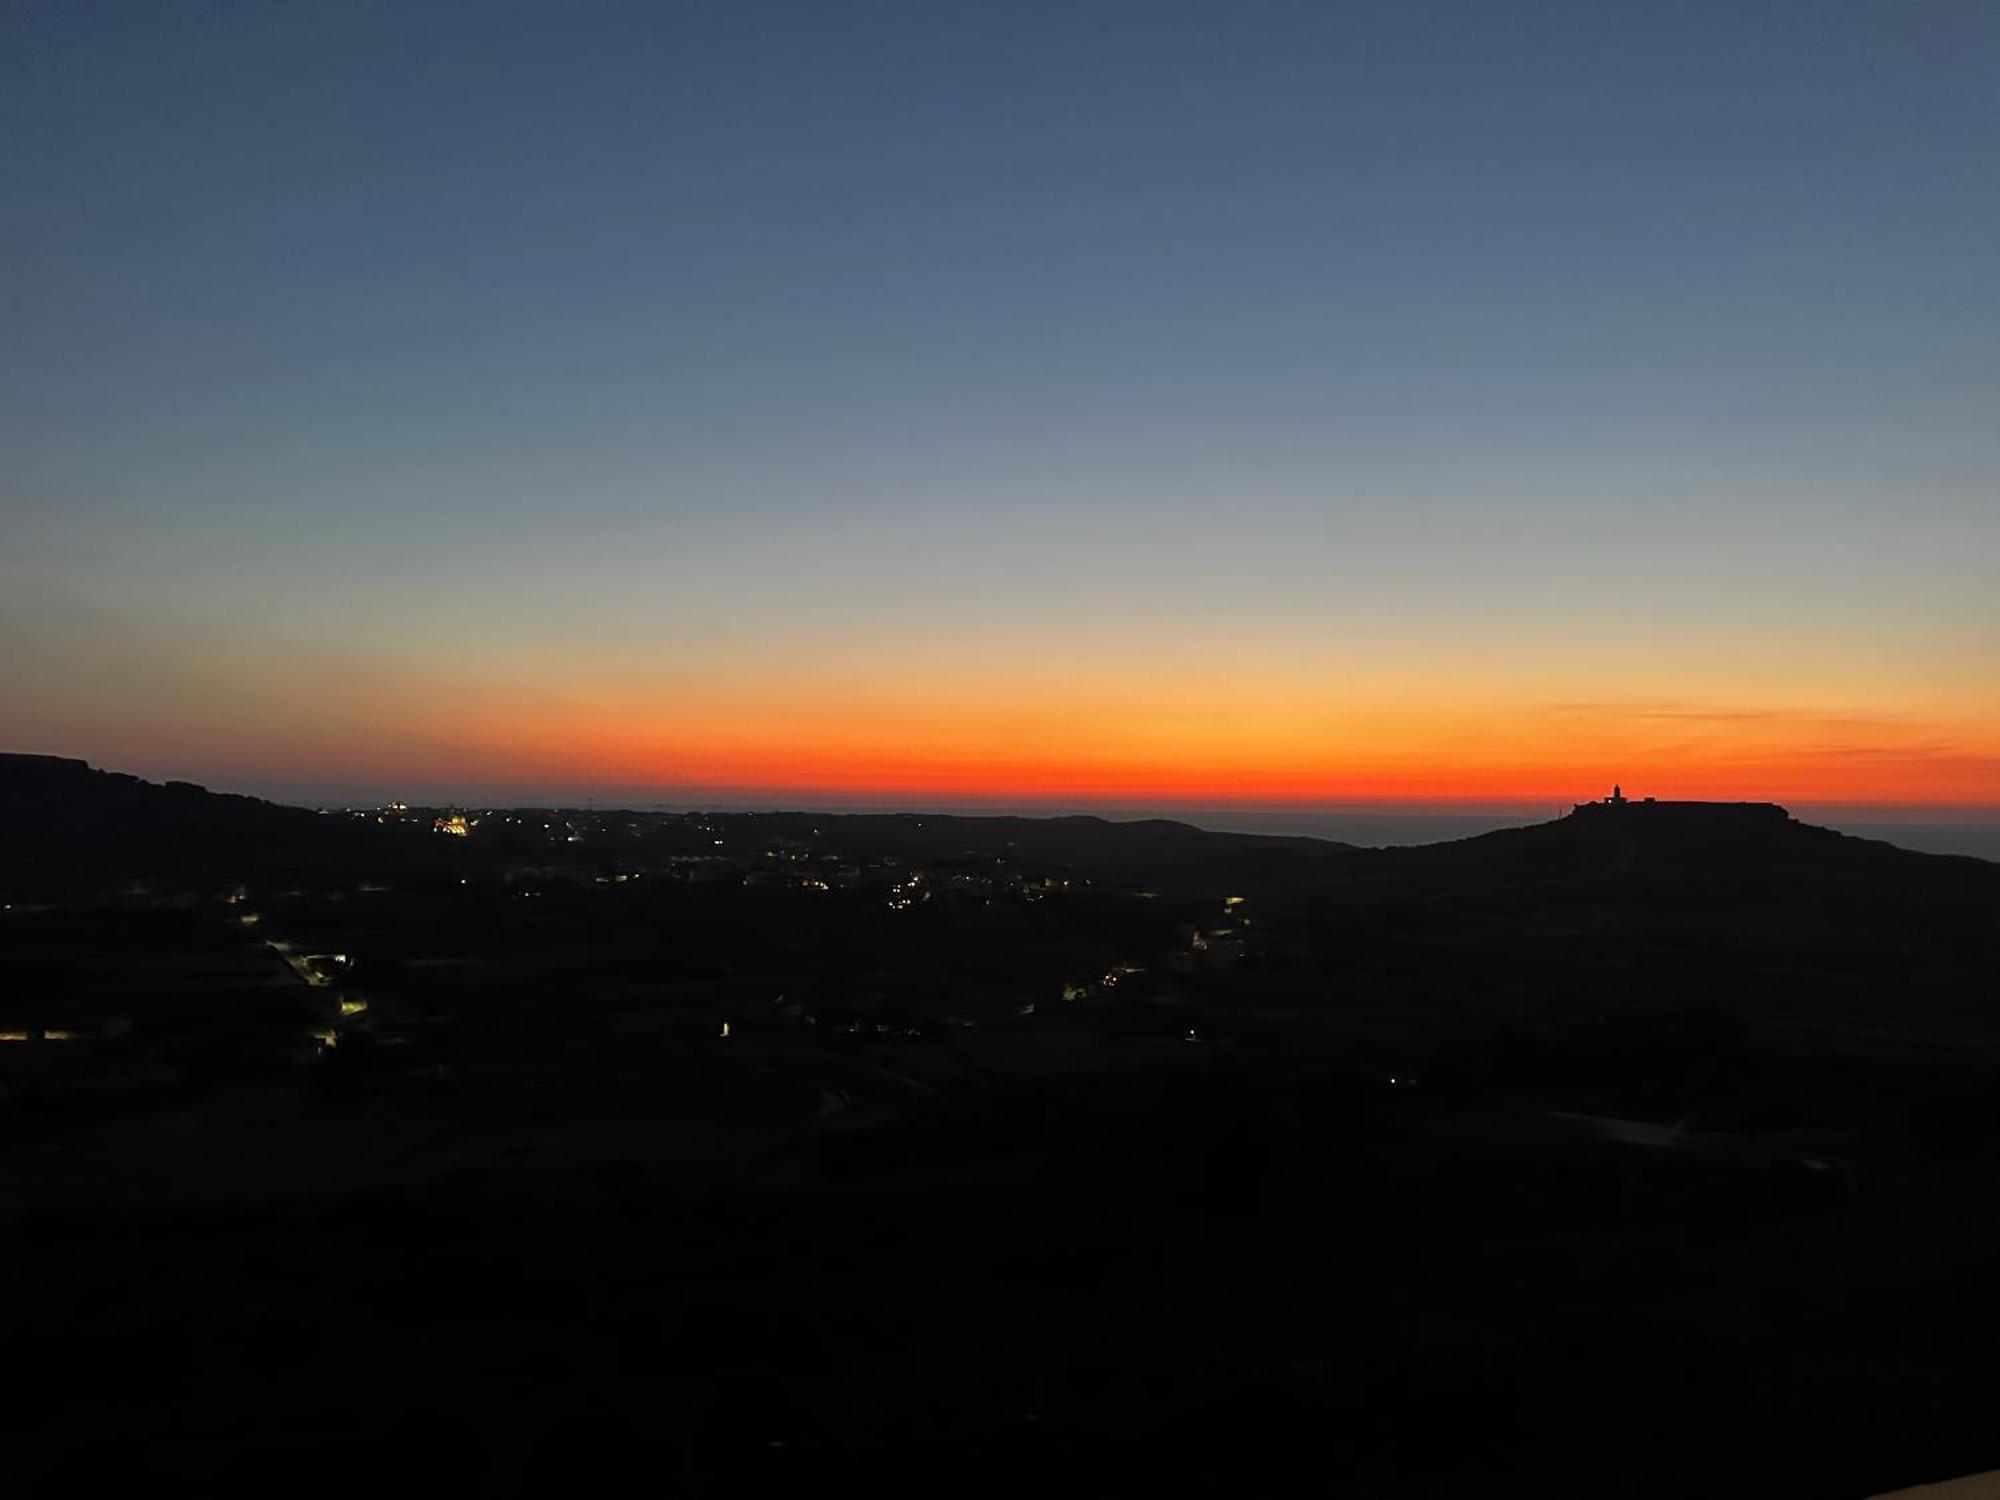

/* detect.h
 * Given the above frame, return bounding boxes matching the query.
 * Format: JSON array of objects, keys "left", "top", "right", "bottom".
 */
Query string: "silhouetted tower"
[{"left": 1610, "top": 784, "right": 1626, "bottom": 805}]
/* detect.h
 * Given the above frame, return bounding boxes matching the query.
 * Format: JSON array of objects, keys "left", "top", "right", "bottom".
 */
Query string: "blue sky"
[{"left": 4, "top": 1, "right": 1996, "bottom": 810}]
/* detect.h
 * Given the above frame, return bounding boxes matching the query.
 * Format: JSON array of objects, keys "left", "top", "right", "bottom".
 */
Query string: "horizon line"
[{"left": 15, "top": 752, "right": 2000, "bottom": 823}]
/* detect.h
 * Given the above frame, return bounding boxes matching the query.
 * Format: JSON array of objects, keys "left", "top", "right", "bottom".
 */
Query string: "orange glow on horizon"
[
  {"left": 27, "top": 621, "right": 1996, "bottom": 808},
  {"left": 70, "top": 731, "right": 2000, "bottom": 810},
  {"left": 361, "top": 705, "right": 1999, "bottom": 809},
  {"left": 448, "top": 680, "right": 2000, "bottom": 807}
]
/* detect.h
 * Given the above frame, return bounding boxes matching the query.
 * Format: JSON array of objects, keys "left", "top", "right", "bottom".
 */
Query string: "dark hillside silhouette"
[{"left": 0, "top": 754, "right": 455, "bottom": 897}]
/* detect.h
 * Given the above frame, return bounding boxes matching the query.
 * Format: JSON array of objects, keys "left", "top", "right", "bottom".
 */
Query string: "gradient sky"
[{"left": 4, "top": 1, "right": 1997, "bottom": 809}]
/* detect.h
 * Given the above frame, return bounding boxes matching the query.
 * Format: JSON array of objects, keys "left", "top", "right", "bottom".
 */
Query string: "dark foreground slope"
[{"left": 4, "top": 763, "right": 2000, "bottom": 1496}]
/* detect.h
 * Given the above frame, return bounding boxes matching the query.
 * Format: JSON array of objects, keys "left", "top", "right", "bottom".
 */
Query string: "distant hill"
[
  {"left": 724, "top": 808, "right": 1355, "bottom": 879},
  {"left": 1291, "top": 795, "right": 2000, "bottom": 1040},
  {"left": 1389, "top": 795, "right": 1996, "bottom": 897},
  {"left": 1337, "top": 794, "right": 1999, "bottom": 935}
]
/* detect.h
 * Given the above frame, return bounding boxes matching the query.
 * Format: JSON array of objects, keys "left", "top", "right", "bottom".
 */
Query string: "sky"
[{"left": 4, "top": 1, "right": 1998, "bottom": 817}]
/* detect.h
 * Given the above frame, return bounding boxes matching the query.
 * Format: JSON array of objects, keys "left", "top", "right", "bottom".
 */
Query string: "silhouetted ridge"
[{"left": 0, "top": 755, "right": 445, "bottom": 898}]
